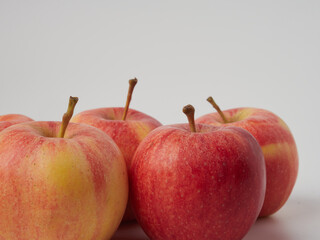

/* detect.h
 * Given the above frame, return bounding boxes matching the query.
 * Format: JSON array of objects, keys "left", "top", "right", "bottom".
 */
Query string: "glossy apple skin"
[
  {"left": 72, "top": 107, "right": 161, "bottom": 221},
  {"left": 130, "top": 124, "right": 266, "bottom": 240},
  {"left": 0, "top": 114, "right": 33, "bottom": 132},
  {"left": 196, "top": 108, "right": 298, "bottom": 217},
  {"left": 0, "top": 121, "right": 128, "bottom": 240}
]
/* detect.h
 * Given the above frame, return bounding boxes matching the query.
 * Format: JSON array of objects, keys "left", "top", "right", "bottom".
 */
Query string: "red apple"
[
  {"left": 196, "top": 97, "right": 298, "bottom": 217},
  {"left": 130, "top": 105, "right": 266, "bottom": 240},
  {"left": 0, "top": 114, "right": 33, "bottom": 132},
  {"left": 0, "top": 97, "right": 128, "bottom": 240},
  {"left": 72, "top": 79, "right": 162, "bottom": 221}
]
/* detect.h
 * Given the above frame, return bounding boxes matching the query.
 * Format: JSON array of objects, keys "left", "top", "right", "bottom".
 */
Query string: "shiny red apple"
[
  {"left": 72, "top": 79, "right": 161, "bottom": 221},
  {"left": 196, "top": 97, "right": 298, "bottom": 217},
  {"left": 0, "top": 114, "right": 33, "bottom": 132},
  {"left": 130, "top": 105, "right": 266, "bottom": 240}
]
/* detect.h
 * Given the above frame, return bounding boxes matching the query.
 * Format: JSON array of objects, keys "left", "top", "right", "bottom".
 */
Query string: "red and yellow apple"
[
  {"left": 72, "top": 79, "right": 161, "bottom": 221},
  {"left": 0, "top": 114, "right": 33, "bottom": 132},
  {"left": 196, "top": 97, "right": 298, "bottom": 217},
  {"left": 72, "top": 107, "right": 161, "bottom": 167},
  {"left": 130, "top": 105, "right": 266, "bottom": 240},
  {"left": 0, "top": 97, "right": 128, "bottom": 240}
]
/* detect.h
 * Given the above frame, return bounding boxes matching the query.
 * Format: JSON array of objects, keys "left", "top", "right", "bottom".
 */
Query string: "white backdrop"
[{"left": 1, "top": 1, "right": 319, "bottom": 239}]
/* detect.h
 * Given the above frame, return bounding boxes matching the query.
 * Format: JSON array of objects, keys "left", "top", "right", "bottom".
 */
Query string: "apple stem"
[
  {"left": 183, "top": 104, "right": 197, "bottom": 132},
  {"left": 58, "top": 96, "right": 79, "bottom": 138},
  {"left": 207, "top": 97, "right": 228, "bottom": 123},
  {"left": 122, "top": 78, "right": 138, "bottom": 121}
]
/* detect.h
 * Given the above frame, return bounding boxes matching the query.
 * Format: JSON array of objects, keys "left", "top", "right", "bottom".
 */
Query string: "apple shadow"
[
  {"left": 244, "top": 196, "right": 320, "bottom": 240},
  {"left": 276, "top": 196, "right": 320, "bottom": 219},
  {"left": 111, "top": 221, "right": 149, "bottom": 240},
  {"left": 243, "top": 216, "right": 293, "bottom": 240}
]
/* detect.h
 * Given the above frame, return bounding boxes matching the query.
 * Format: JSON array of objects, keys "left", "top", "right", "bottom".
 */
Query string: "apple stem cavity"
[
  {"left": 122, "top": 78, "right": 138, "bottom": 121},
  {"left": 183, "top": 104, "right": 197, "bottom": 132},
  {"left": 58, "top": 96, "right": 79, "bottom": 138},
  {"left": 207, "top": 97, "right": 228, "bottom": 123}
]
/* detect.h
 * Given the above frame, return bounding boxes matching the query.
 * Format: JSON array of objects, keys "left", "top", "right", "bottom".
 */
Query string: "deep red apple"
[
  {"left": 71, "top": 79, "right": 162, "bottom": 221},
  {"left": 196, "top": 97, "right": 298, "bottom": 217},
  {"left": 0, "top": 97, "right": 128, "bottom": 240},
  {"left": 0, "top": 114, "right": 33, "bottom": 132},
  {"left": 130, "top": 105, "right": 266, "bottom": 240}
]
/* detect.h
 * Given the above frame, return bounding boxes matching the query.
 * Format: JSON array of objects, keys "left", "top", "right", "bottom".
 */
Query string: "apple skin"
[
  {"left": 196, "top": 108, "right": 298, "bottom": 217},
  {"left": 130, "top": 124, "right": 266, "bottom": 240},
  {"left": 72, "top": 107, "right": 162, "bottom": 221},
  {"left": 72, "top": 108, "right": 162, "bottom": 166},
  {"left": 0, "top": 114, "right": 33, "bottom": 132},
  {"left": 0, "top": 121, "right": 128, "bottom": 240}
]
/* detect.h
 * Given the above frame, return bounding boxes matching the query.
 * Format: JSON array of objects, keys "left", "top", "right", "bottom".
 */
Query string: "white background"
[{"left": 1, "top": 1, "right": 319, "bottom": 239}]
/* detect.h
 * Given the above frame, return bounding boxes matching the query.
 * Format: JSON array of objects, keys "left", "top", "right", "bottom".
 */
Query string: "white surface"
[{"left": 1, "top": 1, "right": 319, "bottom": 239}]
